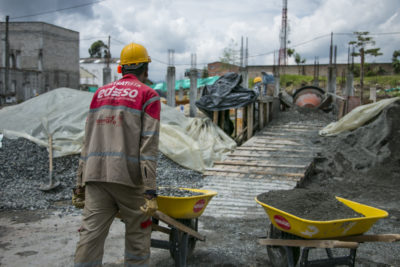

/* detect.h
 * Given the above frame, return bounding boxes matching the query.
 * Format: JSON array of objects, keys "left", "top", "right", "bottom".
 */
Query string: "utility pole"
[
  {"left": 360, "top": 47, "right": 365, "bottom": 102},
  {"left": 3, "top": 15, "right": 10, "bottom": 105},
  {"left": 240, "top": 36, "right": 249, "bottom": 88},
  {"left": 107, "top": 35, "right": 110, "bottom": 68},
  {"left": 346, "top": 45, "right": 354, "bottom": 96},
  {"left": 327, "top": 32, "right": 334, "bottom": 94},
  {"left": 245, "top": 37, "right": 248, "bottom": 67},
  {"left": 278, "top": 0, "right": 288, "bottom": 70},
  {"left": 240, "top": 36, "right": 243, "bottom": 68},
  {"left": 102, "top": 36, "right": 111, "bottom": 85}
]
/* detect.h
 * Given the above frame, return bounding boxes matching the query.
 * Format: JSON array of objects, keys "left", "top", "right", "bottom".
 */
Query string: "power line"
[
  {"left": 81, "top": 36, "right": 109, "bottom": 41},
  {"left": 111, "top": 38, "right": 126, "bottom": 45},
  {"left": 9, "top": 0, "right": 106, "bottom": 20},
  {"left": 91, "top": 31, "right": 400, "bottom": 66}
]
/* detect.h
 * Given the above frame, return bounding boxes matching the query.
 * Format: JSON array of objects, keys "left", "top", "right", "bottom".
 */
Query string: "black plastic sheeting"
[{"left": 195, "top": 72, "right": 258, "bottom": 112}]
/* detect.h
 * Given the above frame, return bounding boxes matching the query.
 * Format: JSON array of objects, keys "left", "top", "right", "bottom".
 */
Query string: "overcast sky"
[{"left": 1, "top": 0, "right": 399, "bottom": 82}]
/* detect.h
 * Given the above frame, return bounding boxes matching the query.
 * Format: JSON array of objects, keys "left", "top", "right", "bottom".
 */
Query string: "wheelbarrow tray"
[
  {"left": 255, "top": 196, "right": 388, "bottom": 239},
  {"left": 157, "top": 188, "right": 217, "bottom": 219}
]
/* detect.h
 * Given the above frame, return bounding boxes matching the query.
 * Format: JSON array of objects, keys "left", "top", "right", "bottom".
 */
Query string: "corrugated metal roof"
[{"left": 79, "top": 67, "right": 96, "bottom": 79}]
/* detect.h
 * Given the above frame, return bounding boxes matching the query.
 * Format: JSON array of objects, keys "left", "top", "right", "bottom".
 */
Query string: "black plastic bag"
[{"left": 195, "top": 72, "right": 258, "bottom": 111}]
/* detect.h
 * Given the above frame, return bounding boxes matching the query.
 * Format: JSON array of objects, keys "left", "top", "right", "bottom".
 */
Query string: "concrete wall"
[
  {"left": 0, "top": 22, "right": 79, "bottom": 103},
  {"left": 247, "top": 63, "right": 394, "bottom": 82},
  {"left": 207, "top": 61, "right": 394, "bottom": 85},
  {"left": 208, "top": 62, "right": 239, "bottom": 77}
]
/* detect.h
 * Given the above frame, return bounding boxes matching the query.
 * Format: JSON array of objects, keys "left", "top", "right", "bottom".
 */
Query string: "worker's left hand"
[{"left": 140, "top": 198, "right": 158, "bottom": 216}]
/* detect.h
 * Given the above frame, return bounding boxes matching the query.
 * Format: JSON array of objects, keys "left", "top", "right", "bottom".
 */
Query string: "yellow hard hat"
[
  {"left": 254, "top": 77, "right": 262, "bottom": 83},
  {"left": 119, "top": 43, "right": 151, "bottom": 66}
]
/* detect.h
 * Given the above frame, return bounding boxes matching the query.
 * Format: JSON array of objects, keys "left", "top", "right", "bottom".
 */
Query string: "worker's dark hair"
[{"left": 122, "top": 62, "right": 148, "bottom": 77}]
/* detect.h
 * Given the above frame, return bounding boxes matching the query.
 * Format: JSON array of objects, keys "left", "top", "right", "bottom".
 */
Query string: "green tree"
[
  {"left": 201, "top": 66, "right": 209, "bottom": 78},
  {"left": 220, "top": 39, "right": 239, "bottom": 71},
  {"left": 392, "top": 50, "right": 400, "bottom": 74},
  {"left": 287, "top": 48, "right": 295, "bottom": 58},
  {"left": 88, "top": 40, "right": 109, "bottom": 58},
  {"left": 349, "top": 32, "right": 382, "bottom": 101},
  {"left": 294, "top": 52, "right": 306, "bottom": 75}
]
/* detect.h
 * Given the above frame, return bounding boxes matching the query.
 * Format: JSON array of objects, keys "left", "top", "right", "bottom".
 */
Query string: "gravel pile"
[
  {"left": 0, "top": 137, "right": 203, "bottom": 212},
  {"left": 257, "top": 189, "right": 363, "bottom": 221}
]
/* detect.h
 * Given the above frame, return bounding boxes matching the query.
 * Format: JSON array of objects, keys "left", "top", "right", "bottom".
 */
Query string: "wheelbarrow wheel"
[
  {"left": 266, "top": 223, "right": 300, "bottom": 267},
  {"left": 169, "top": 219, "right": 197, "bottom": 260}
]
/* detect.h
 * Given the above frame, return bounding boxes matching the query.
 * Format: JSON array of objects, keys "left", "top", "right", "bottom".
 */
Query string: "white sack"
[
  {"left": 319, "top": 97, "right": 400, "bottom": 136},
  {"left": 160, "top": 104, "right": 236, "bottom": 172},
  {"left": 0, "top": 88, "right": 92, "bottom": 157}
]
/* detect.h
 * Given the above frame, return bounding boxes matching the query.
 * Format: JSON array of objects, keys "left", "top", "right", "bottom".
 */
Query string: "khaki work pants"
[{"left": 74, "top": 182, "right": 151, "bottom": 267}]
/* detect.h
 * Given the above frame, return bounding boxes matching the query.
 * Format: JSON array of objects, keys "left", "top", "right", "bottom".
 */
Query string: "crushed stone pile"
[
  {"left": 303, "top": 100, "right": 400, "bottom": 210},
  {"left": 0, "top": 138, "right": 203, "bottom": 212},
  {"left": 157, "top": 187, "right": 204, "bottom": 197},
  {"left": 272, "top": 105, "right": 335, "bottom": 125}
]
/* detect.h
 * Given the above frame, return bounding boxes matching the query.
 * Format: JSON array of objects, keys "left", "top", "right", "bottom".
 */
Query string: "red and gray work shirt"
[{"left": 78, "top": 74, "right": 160, "bottom": 191}]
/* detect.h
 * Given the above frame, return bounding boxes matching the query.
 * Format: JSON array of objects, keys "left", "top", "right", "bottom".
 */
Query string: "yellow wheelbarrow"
[
  {"left": 151, "top": 188, "right": 217, "bottom": 267},
  {"left": 255, "top": 195, "right": 399, "bottom": 267}
]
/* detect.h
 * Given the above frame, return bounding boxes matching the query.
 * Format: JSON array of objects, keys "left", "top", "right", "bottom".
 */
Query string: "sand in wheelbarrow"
[
  {"left": 157, "top": 187, "right": 203, "bottom": 197},
  {"left": 257, "top": 188, "right": 363, "bottom": 221}
]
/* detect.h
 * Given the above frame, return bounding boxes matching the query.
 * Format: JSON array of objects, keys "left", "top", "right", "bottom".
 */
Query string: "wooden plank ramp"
[{"left": 202, "top": 121, "right": 323, "bottom": 218}]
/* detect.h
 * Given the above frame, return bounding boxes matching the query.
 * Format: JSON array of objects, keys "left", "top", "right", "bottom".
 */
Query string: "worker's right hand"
[
  {"left": 72, "top": 186, "right": 85, "bottom": 209},
  {"left": 140, "top": 198, "right": 158, "bottom": 217}
]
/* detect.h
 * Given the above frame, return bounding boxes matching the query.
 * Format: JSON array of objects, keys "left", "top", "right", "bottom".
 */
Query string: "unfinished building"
[{"left": 0, "top": 21, "right": 79, "bottom": 104}]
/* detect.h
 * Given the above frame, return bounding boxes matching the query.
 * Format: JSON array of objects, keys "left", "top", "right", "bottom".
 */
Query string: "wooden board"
[
  {"left": 205, "top": 167, "right": 303, "bottom": 177},
  {"left": 227, "top": 151, "right": 314, "bottom": 159},
  {"left": 236, "top": 146, "right": 315, "bottom": 153},
  {"left": 258, "top": 238, "right": 359, "bottom": 249},
  {"left": 203, "top": 171, "right": 302, "bottom": 181},
  {"left": 213, "top": 160, "right": 306, "bottom": 169},
  {"left": 153, "top": 211, "right": 205, "bottom": 241},
  {"left": 337, "top": 234, "right": 400, "bottom": 243}
]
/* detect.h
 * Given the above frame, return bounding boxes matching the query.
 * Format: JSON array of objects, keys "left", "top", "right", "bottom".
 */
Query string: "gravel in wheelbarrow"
[
  {"left": 157, "top": 187, "right": 204, "bottom": 197},
  {"left": 257, "top": 188, "right": 364, "bottom": 221}
]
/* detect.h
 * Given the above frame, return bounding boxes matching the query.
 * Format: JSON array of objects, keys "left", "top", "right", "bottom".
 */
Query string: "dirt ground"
[
  {"left": 1, "top": 101, "right": 400, "bottom": 267},
  {"left": 0, "top": 207, "right": 399, "bottom": 267}
]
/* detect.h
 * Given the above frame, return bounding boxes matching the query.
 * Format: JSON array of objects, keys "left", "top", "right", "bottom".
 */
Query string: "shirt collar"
[{"left": 122, "top": 73, "right": 139, "bottom": 80}]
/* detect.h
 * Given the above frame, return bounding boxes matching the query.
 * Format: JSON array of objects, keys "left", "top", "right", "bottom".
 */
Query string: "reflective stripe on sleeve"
[
  {"left": 142, "top": 96, "right": 160, "bottom": 111},
  {"left": 74, "top": 260, "right": 102, "bottom": 267},
  {"left": 141, "top": 131, "right": 159, "bottom": 136},
  {"left": 125, "top": 250, "right": 150, "bottom": 261},
  {"left": 80, "top": 152, "right": 139, "bottom": 163},
  {"left": 125, "top": 263, "right": 148, "bottom": 267},
  {"left": 89, "top": 105, "right": 141, "bottom": 115},
  {"left": 140, "top": 155, "right": 157, "bottom": 161}
]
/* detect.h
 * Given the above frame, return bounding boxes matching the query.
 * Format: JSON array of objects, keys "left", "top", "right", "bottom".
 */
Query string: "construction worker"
[
  {"left": 74, "top": 42, "right": 160, "bottom": 267},
  {"left": 253, "top": 76, "right": 263, "bottom": 96}
]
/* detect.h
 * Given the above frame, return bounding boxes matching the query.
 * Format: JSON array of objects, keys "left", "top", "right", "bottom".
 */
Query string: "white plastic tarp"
[
  {"left": 0, "top": 88, "right": 92, "bottom": 157},
  {"left": 160, "top": 104, "right": 236, "bottom": 172},
  {"left": 0, "top": 88, "right": 236, "bottom": 172},
  {"left": 319, "top": 97, "right": 400, "bottom": 136}
]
